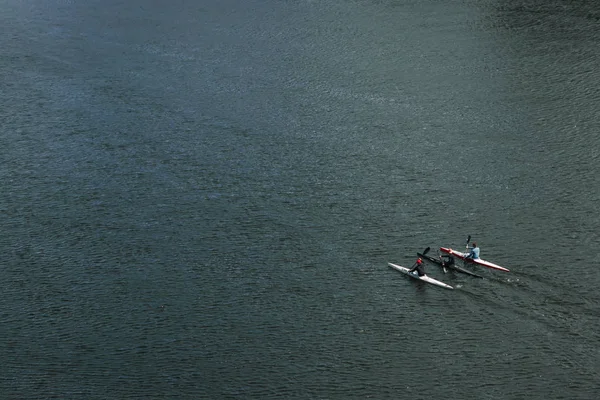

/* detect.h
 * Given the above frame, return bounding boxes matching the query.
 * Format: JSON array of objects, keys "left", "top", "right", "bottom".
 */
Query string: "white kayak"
[{"left": 388, "top": 262, "right": 454, "bottom": 290}]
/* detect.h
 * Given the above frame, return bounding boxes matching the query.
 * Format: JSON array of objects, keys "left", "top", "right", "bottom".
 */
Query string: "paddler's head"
[{"left": 472, "top": 242, "right": 477, "bottom": 247}]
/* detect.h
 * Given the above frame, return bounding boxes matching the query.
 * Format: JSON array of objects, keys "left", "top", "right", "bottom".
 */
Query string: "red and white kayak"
[{"left": 439, "top": 247, "right": 509, "bottom": 272}]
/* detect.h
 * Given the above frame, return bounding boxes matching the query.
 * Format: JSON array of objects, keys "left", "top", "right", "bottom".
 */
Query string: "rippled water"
[{"left": 2, "top": 0, "right": 600, "bottom": 398}]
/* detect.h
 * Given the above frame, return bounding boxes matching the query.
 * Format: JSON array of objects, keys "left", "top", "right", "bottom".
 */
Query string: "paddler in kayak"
[
  {"left": 440, "top": 254, "right": 455, "bottom": 268},
  {"left": 408, "top": 258, "right": 426, "bottom": 277},
  {"left": 465, "top": 242, "right": 480, "bottom": 260}
]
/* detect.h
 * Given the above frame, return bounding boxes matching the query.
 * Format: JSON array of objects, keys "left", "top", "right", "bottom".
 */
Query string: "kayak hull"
[
  {"left": 388, "top": 262, "right": 454, "bottom": 290},
  {"left": 417, "top": 252, "right": 484, "bottom": 278},
  {"left": 439, "top": 247, "right": 509, "bottom": 272}
]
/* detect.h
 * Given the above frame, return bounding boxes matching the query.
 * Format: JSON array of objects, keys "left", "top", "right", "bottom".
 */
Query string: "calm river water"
[{"left": 1, "top": 0, "right": 600, "bottom": 398}]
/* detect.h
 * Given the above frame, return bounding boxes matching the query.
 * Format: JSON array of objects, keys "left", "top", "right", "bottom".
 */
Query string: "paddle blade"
[
  {"left": 423, "top": 247, "right": 431, "bottom": 255},
  {"left": 466, "top": 235, "right": 471, "bottom": 245}
]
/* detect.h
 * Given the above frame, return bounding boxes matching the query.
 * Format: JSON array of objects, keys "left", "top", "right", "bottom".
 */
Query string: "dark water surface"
[{"left": 2, "top": 0, "right": 600, "bottom": 398}]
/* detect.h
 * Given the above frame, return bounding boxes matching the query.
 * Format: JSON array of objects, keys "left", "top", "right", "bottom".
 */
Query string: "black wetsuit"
[
  {"left": 409, "top": 263, "right": 426, "bottom": 277},
  {"left": 441, "top": 255, "right": 455, "bottom": 268}
]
